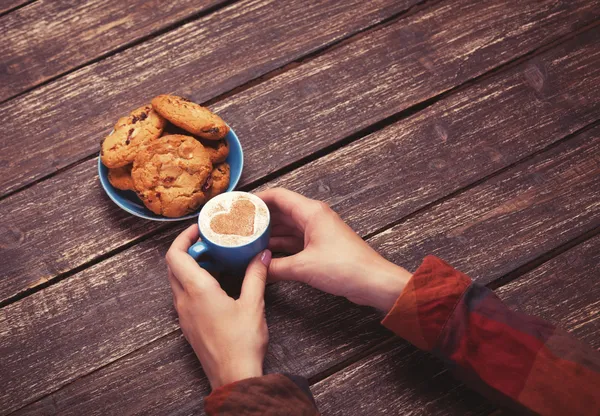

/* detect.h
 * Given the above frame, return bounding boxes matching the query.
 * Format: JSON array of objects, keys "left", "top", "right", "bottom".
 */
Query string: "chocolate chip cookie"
[
  {"left": 151, "top": 95, "right": 229, "bottom": 140},
  {"left": 208, "top": 162, "right": 231, "bottom": 198},
  {"left": 132, "top": 135, "right": 213, "bottom": 217},
  {"left": 108, "top": 164, "right": 134, "bottom": 191},
  {"left": 101, "top": 105, "right": 166, "bottom": 168},
  {"left": 163, "top": 123, "right": 230, "bottom": 163},
  {"left": 200, "top": 138, "right": 229, "bottom": 164}
]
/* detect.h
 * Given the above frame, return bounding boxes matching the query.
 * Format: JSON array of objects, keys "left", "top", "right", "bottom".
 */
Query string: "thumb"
[{"left": 241, "top": 250, "right": 271, "bottom": 304}]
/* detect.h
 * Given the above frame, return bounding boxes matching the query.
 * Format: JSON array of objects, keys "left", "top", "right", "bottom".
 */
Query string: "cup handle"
[
  {"left": 188, "top": 241, "right": 209, "bottom": 260},
  {"left": 188, "top": 241, "right": 222, "bottom": 273}
]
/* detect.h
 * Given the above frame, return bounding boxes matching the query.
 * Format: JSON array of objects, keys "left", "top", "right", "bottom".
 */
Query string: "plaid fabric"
[
  {"left": 205, "top": 373, "right": 319, "bottom": 415},
  {"left": 382, "top": 255, "right": 600, "bottom": 415}
]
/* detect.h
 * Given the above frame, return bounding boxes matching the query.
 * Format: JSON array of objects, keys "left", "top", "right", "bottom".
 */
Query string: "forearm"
[{"left": 382, "top": 256, "right": 600, "bottom": 415}]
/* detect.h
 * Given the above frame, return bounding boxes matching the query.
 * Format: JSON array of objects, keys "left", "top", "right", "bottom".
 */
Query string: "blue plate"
[{"left": 98, "top": 127, "right": 243, "bottom": 221}]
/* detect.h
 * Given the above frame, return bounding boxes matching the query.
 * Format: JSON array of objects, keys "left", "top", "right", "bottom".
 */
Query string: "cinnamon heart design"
[{"left": 210, "top": 198, "right": 256, "bottom": 236}]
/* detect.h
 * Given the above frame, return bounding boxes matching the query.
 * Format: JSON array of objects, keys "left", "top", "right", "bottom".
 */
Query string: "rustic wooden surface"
[
  {"left": 264, "top": 28, "right": 600, "bottom": 235},
  {"left": 369, "top": 125, "right": 600, "bottom": 282},
  {"left": 2, "top": 0, "right": 598, "bottom": 197},
  {"left": 0, "top": 0, "right": 230, "bottom": 102},
  {"left": 2, "top": 0, "right": 599, "bottom": 305},
  {"left": 1, "top": 0, "right": 599, "bottom": 415}
]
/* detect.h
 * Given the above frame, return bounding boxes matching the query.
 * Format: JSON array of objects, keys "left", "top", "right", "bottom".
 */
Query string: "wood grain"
[
  {"left": 313, "top": 342, "right": 494, "bottom": 416},
  {"left": 215, "top": 0, "right": 600, "bottom": 186},
  {"left": 13, "top": 332, "right": 212, "bottom": 416},
  {"left": 310, "top": 235, "right": 600, "bottom": 416},
  {"left": 3, "top": 123, "right": 599, "bottom": 415},
  {"left": 0, "top": 0, "right": 419, "bottom": 196},
  {"left": 0, "top": 0, "right": 229, "bottom": 101},
  {"left": 263, "top": 27, "right": 600, "bottom": 236},
  {"left": 3, "top": 23, "right": 599, "bottom": 304},
  {"left": 369, "top": 125, "right": 600, "bottom": 283}
]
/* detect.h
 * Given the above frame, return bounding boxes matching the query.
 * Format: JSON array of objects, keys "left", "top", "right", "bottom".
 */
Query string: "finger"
[
  {"left": 165, "top": 224, "right": 202, "bottom": 280},
  {"left": 270, "top": 212, "right": 299, "bottom": 228},
  {"left": 170, "top": 223, "right": 200, "bottom": 253},
  {"left": 269, "top": 236, "right": 304, "bottom": 254},
  {"left": 241, "top": 250, "right": 271, "bottom": 304},
  {"left": 256, "top": 188, "right": 320, "bottom": 231},
  {"left": 271, "top": 223, "right": 303, "bottom": 238},
  {"left": 166, "top": 252, "right": 207, "bottom": 289},
  {"left": 167, "top": 266, "right": 184, "bottom": 297},
  {"left": 166, "top": 224, "right": 220, "bottom": 292},
  {"left": 268, "top": 254, "right": 305, "bottom": 283}
]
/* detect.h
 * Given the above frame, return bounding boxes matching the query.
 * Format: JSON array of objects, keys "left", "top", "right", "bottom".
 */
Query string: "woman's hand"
[
  {"left": 165, "top": 224, "right": 271, "bottom": 390},
  {"left": 257, "top": 188, "right": 412, "bottom": 312}
]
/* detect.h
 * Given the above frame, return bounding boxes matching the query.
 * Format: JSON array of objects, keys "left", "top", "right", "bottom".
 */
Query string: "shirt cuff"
[
  {"left": 381, "top": 255, "right": 471, "bottom": 351},
  {"left": 205, "top": 373, "right": 318, "bottom": 415}
]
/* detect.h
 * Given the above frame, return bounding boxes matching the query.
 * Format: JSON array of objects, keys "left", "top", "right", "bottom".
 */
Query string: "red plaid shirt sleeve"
[
  {"left": 382, "top": 255, "right": 600, "bottom": 415},
  {"left": 205, "top": 373, "right": 319, "bottom": 415}
]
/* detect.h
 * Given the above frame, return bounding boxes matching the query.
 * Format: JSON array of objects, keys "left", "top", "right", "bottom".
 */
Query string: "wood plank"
[
  {"left": 0, "top": 0, "right": 230, "bottom": 102},
  {"left": 310, "top": 235, "right": 600, "bottom": 416},
  {"left": 3, "top": 120, "right": 599, "bottom": 415},
  {"left": 12, "top": 134, "right": 600, "bottom": 415},
  {"left": 215, "top": 0, "right": 600, "bottom": 187},
  {"left": 0, "top": 0, "right": 420, "bottom": 196},
  {"left": 313, "top": 342, "right": 494, "bottom": 416},
  {"left": 3, "top": 22, "right": 599, "bottom": 304}
]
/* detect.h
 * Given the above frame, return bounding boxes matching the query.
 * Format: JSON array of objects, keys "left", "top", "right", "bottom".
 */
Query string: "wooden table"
[{"left": 1, "top": 0, "right": 599, "bottom": 414}]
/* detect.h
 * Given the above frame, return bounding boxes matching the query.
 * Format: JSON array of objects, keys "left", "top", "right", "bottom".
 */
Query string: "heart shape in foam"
[{"left": 210, "top": 198, "right": 256, "bottom": 237}]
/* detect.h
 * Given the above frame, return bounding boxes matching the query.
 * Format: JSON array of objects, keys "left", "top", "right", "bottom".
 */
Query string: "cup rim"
[{"left": 197, "top": 191, "right": 271, "bottom": 248}]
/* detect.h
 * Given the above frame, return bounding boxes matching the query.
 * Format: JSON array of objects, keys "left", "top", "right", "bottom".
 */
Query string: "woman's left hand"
[{"left": 165, "top": 224, "right": 271, "bottom": 390}]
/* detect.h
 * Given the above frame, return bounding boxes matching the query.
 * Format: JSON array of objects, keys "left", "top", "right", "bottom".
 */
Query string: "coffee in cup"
[
  {"left": 188, "top": 191, "right": 270, "bottom": 271},
  {"left": 199, "top": 192, "right": 269, "bottom": 247}
]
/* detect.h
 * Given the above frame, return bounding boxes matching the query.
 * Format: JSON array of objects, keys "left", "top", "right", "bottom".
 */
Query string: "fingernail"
[{"left": 261, "top": 249, "right": 272, "bottom": 266}]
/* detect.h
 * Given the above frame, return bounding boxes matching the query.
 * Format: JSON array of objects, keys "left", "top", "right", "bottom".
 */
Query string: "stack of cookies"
[{"left": 100, "top": 95, "right": 231, "bottom": 218}]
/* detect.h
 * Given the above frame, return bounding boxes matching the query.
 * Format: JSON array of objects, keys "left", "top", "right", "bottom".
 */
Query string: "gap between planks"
[
  {"left": 1, "top": 20, "right": 599, "bottom": 309},
  {"left": 362, "top": 119, "right": 600, "bottom": 242},
  {"left": 201, "top": 0, "right": 445, "bottom": 108},
  {"left": 0, "top": 0, "right": 36, "bottom": 19}
]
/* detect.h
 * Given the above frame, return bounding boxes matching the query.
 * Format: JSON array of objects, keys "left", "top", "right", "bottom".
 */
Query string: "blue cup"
[{"left": 188, "top": 192, "right": 271, "bottom": 273}]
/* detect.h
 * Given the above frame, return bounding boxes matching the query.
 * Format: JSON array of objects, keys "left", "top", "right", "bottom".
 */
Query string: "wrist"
[
  {"left": 367, "top": 259, "right": 412, "bottom": 312},
  {"left": 210, "top": 362, "right": 263, "bottom": 390}
]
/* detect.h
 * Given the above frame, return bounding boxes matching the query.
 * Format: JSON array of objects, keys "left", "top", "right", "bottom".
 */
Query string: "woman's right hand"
[{"left": 256, "top": 188, "right": 412, "bottom": 312}]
